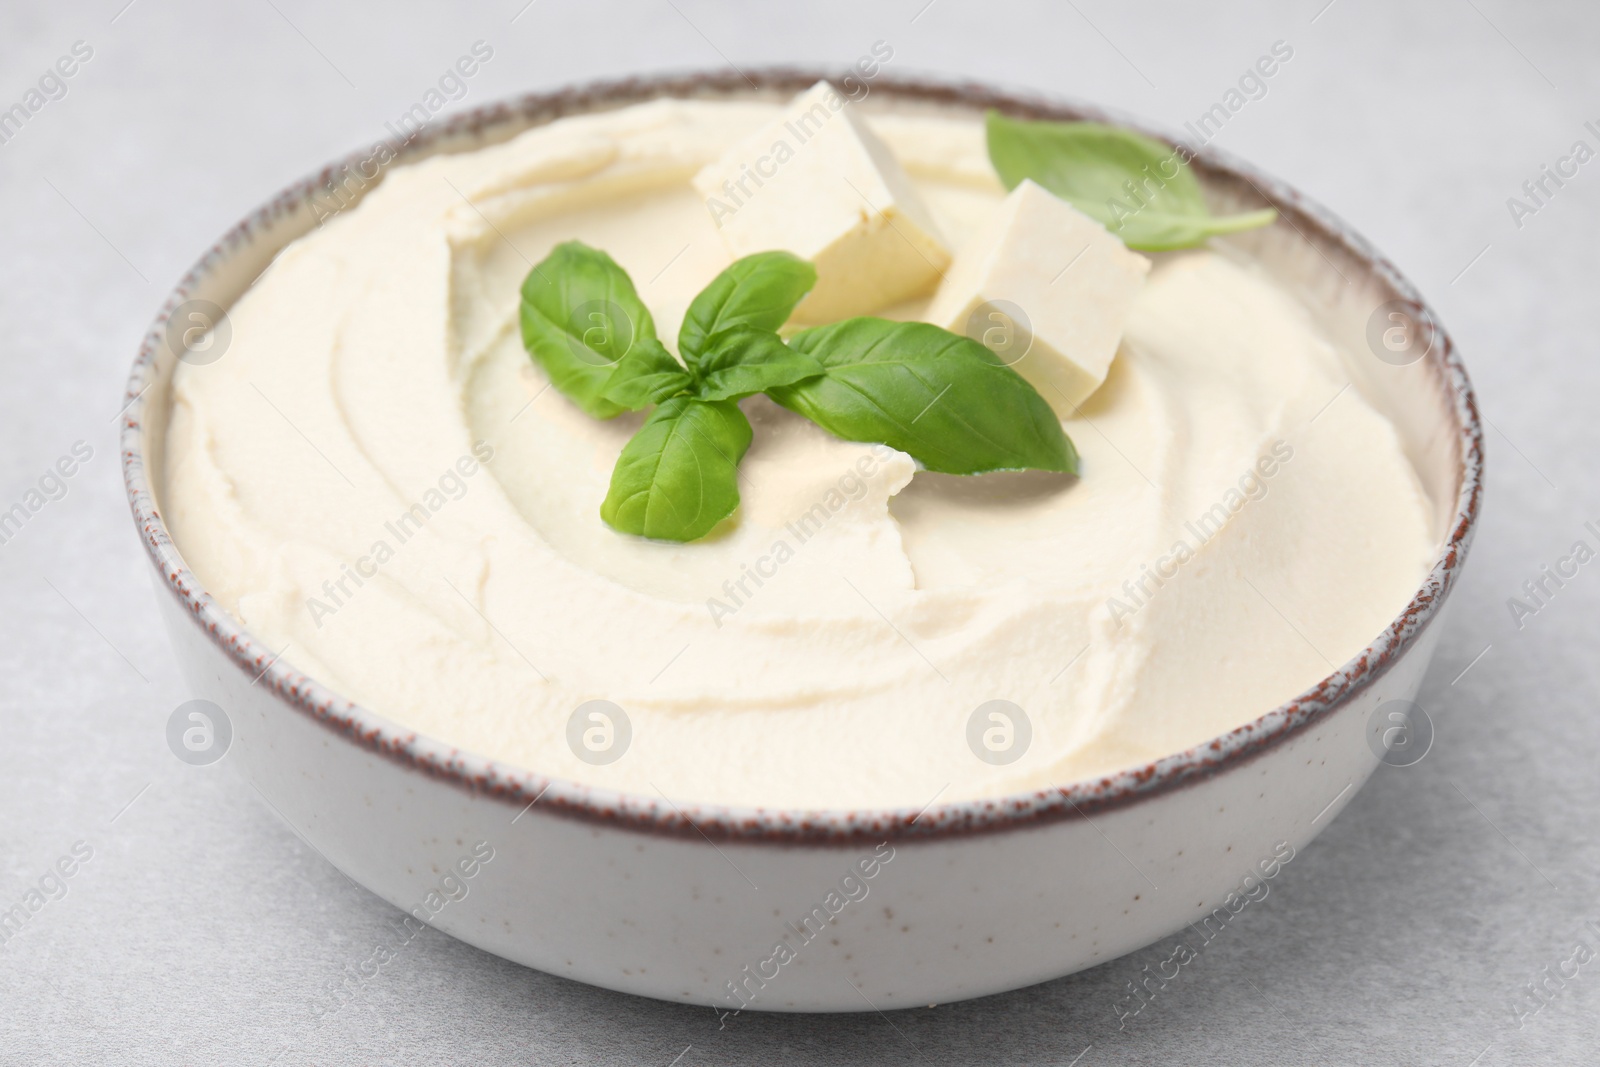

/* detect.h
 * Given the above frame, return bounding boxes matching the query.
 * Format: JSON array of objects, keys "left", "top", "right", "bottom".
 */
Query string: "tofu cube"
[
  {"left": 926, "top": 180, "right": 1151, "bottom": 414},
  {"left": 693, "top": 81, "right": 951, "bottom": 323}
]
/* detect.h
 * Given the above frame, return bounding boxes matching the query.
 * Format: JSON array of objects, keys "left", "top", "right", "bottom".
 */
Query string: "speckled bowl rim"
[{"left": 120, "top": 68, "right": 1483, "bottom": 846}]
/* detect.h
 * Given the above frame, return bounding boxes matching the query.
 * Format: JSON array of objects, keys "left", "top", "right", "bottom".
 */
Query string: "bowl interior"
[{"left": 121, "top": 70, "right": 1481, "bottom": 842}]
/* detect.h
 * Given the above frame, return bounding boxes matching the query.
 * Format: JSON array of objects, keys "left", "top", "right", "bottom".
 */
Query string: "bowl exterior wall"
[{"left": 153, "top": 575, "right": 1440, "bottom": 1010}]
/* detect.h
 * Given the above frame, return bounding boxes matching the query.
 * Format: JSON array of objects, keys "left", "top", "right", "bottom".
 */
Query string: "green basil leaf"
[
  {"left": 599, "top": 396, "right": 753, "bottom": 542},
  {"left": 985, "top": 111, "right": 1275, "bottom": 251},
  {"left": 678, "top": 251, "right": 817, "bottom": 368},
  {"left": 520, "top": 241, "right": 659, "bottom": 419},
  {"left": 602, "top": 338, "right": 694, "bottom": 409},
  {"left": 692, "top": 327, "right": 824, "bottom": 402},
  {"left": 769, "top": 319, "right": 1078, "bottom": 476}
]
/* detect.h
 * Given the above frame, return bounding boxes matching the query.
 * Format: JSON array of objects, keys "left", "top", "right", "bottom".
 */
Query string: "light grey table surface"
[{"left": 1, "top": 1, "right": 1596, "bottom": 1063}]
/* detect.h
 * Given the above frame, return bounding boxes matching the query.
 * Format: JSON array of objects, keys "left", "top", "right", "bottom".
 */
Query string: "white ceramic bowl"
[{"left": 121, "top": 71, "right": 1482, "bottom": 1013}]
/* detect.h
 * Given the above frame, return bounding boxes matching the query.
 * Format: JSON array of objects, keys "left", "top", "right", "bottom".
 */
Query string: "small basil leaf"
[
  {"left": 520, "top": 241, "right": 659, "bottom": 419},
  {"left": 985, "top": 111, "right": 1275, "bottom": 251},
  {"left": 678, "top": 251, "right": 817, "bottom": 368},
  {"left": 600, "top": 396, "right": 753, "bottom": 542},
  {"left": 692, "top": 327, "right": 825, "bottom": 402},
  {"left": 769, "top": 319, "right": 1078, "bottom": 476},
  {"left": 602, "top": 338, "right": 694, "bottom": 409},
  {"left": 1101, "top": 204, "right": 1279, "bottom": 250}
]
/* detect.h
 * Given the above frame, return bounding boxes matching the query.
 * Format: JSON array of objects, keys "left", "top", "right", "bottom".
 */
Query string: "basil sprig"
[
  {"left": 985, "top": 111, "right": 1275, "bottom": 251},
  {"left": 519, "top": 241, "right": 1077, "bottom": 542}
]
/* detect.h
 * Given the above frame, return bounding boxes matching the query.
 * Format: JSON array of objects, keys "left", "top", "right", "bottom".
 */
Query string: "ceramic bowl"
[{"left": 120, "top": 69, "right": 1482, "bottom": 1012}]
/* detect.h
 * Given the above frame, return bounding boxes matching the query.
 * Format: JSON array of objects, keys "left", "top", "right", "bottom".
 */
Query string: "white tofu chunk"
[
  {"left": 693, "top": 81, "right": 951, "bottom": 323},
  {"left": 926, "top": 179, "right": 1151, "bottom": 415}
]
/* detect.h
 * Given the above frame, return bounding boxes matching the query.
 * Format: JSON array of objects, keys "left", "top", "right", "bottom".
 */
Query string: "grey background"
[{"left": 1, "top": 0, "right": 1595, "bottom": 1063}]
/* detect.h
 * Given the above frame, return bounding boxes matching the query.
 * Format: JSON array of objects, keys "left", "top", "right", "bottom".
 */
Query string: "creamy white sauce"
[{"left": 163, "top": 99, "right": 1437, "bottom": 809}]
